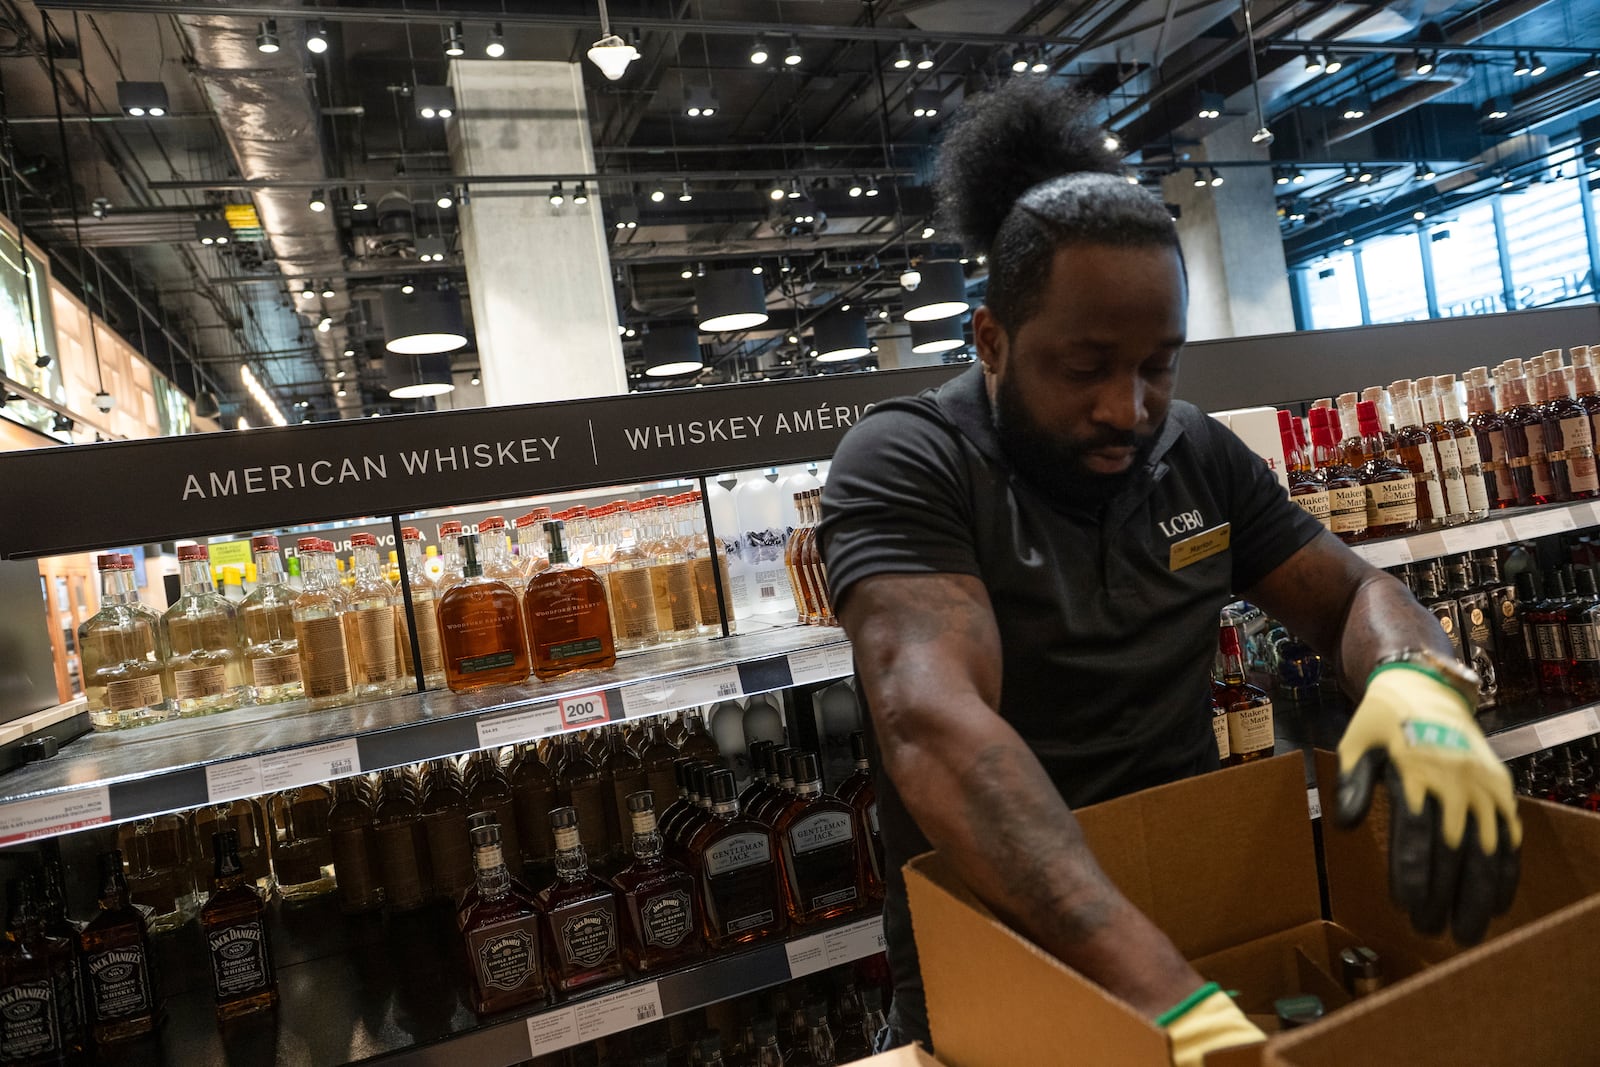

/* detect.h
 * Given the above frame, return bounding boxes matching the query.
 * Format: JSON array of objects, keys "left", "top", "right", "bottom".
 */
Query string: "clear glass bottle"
[
  {"left": 611, "top": 791, "right": 704, "bottom": 973},
  {"left": 240, "top": 535, "right": 305, "bottom": 704},
  {"left": 327, "top": 778, "right": 384, "bottom": 914},
  {"left": 80, "top": 553, "right": 171, "bottom": 729},
  {"left": 1429, "top": 374, "right": 1491, "bottom": 521},
  {"left": 771, "top": 752, "right": 863, "bottom": 926},
  {"left": 1278, "top": 416, "right": 1330, "bottom": 532},
  {"left": 435, "top": 520, "right": 466, "bottom": 588},
  {"left": 438, "top": 533, "right": 532, "bottom": 692},
  {"left": 117, "top": 814, "right": 197, "bottom": 932},
  {"left": 524, "top": 520, "right": 618, "bottom": 679},
  {"left": 686, "top": 490, "right": 736, "bottom": 636},
  {"left": 78, "top": 850, "right": 157, "bottom": 1044},
  {"left": 200, "top": 830, "right": 278, "bottom": 1021},
  {"left": 266, "top": 784, "right": 336, "bottom": 902},
  {"left": 344, "top": 533, "right": 407, "bottom": 697},
  {"left": 688, "top": 769, "right": 787, "bottom": 950},
  {"left": 643, "top": 498, "right": 701, "bottom": 643},
  {"left": 461, "top": 820, "right": 549, "bottom": 1015},
  {"left": 513, "top": 508, "right": 552, "bottom": 578},
  {"left": 291, "top": 538, "right": 357, "bottom": 710},
  {"left": 605, "top": 505, "right": 662, "bottom": 651},
  {"left": 400, "top": 526, "right": 447, "bottom": 690},
  {"left": 162, "top": 543, "right": 249, "bottom": 715},
  {"left": 536, "top": 807, "right": 625, "bottom": 995}
]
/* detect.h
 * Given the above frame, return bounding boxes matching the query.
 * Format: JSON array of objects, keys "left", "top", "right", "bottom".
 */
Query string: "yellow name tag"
[{"left": 1169, "top": 522, "right": 1231, "bottom": 571}]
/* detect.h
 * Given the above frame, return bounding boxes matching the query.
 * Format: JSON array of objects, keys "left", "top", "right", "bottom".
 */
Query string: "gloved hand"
[
  {"left": 1336, "top": 662, "right": 1521, "bottom": 945},
  {"left": 1161, "top": 984, "right": 1264, "bottom": 1067}
]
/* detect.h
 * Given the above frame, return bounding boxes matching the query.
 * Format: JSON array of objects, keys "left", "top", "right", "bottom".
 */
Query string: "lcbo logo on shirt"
[{"left": 1158, "top": 509, "right": 1205, "bottom": 539}]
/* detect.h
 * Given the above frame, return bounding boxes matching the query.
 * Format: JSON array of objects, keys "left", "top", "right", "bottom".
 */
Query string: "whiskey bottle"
[
  {"left": 435, "top": 520, "right": 466, "bottom": 587},
  {"left": 513, "top": 509, "right": 553, "bottom": 578},
  {"left": 1571, "top": 347, "right": 1600, "bottom": 465},
  {"left": 36, "top": 860, "right": 82, "bottom": 1043},
  {"left": 599, "top": 727, "right": 651, "bottom": 858},
  {"left": 1528, "top": 571, "right": 1573, "bottom": 702},
  {"left": 118, "top": 814, "right": 197, "bottom": 932},
  {"left": 439, "top": 533, "right": 532, "bottom": 692},
  {"left": 785, "top": 493, "right": 819, "bottom": 624},
  {"left": 1385, "top": 380, "right": 1446, "bottom": 531},
  {"left": 772, "top": 752, "right": 863, "bottom": 926},
  {"left": 1415, "top": 561, "right": 1465, "bottom": 662},
  {"left": 749, "top": 1016, "right": 785, "bottom": 1067},
  {"left": 1278, "top": 412, "right": 1330, "bottom": 531},
  {"left": 800, "top": 490, "right": 835, "bottom": 626},
  {"left": 658, "top": 757, "right": 702, "bottom": 849},
  {"left": 1354, "top": 400, "right": 1419, "bottom": 538},
  {"left": 327, "top": 778, "right": 384, "bottom": 914},
  {"left": 465, "top": 751, "right": 524, "bottom": 875},
  {"left": 201, "top": 830, "right": 277, "bottom": 1021},
  {"left": 612, "top": 792, "right": 704, "bottom": 973},
  {"left": 266, "top": 784, "right": 336, "bottom": 902},
  {"left": 80, "top": 850, "right": 158, "bottom": 1044},
  {"left": 1500, "top": 358, "right": 1556, "bottom": 504},
  {"left": 419, "top": 759, "right": 474, "bottom": 904},
  {"left": 837, "top": 733, "right": 884, "bottom": 903},
  {"left": 524, "top": 520, "right": 618, "bottom": 680},
  {"left": 291, "top": 538, "right": 357, "bottom": 710},
  {"left": 672, "top": 763, "right": 718, "bottom": 857},
  {"left": 511, "top": 744, "right": 559, "bottom": 875},
  {"left": 81, "top": 553, "right": 171, "bottom": 730},
  {"left": 1217, "top": 620, "right": 1274, "bottom": 765},
  {"left": 0, "top": 877, "right": 82, "bottom": 1060},
  {"left": 399, "top": 527, "right": 447, "bottom": 689},
  {"left": 461, "top": 820, "right": 549, "bottom": 1015},
  {"left": 554, "top": 735, "right": 614, "bottom": 866},
  {"left": 239, "top": 535, "right": 304, "bottom": 705},
  {"left": 689, "top": 769, "right": 787, "bottom": 949},
  {"left": 475, "top": 516, "right": 524, "bottom": 584},
  {"left": 751, "top": 748, "right": 800, "bottom": 825},
  {"left": 1309, "top": 408, "right": 1368, "bottom": 543},
  {"left": 685, "top": 490, "right": 736, "bottom": 636},
  {"left": 1567, "top": 568, "right": 1600, "bottom": 704},
  {"left": 536, "top": 807, "right": 625, "bottom": 995},
  {"left": 638, "top": 722, "right": 682, "bottom": 818},
  {"left": 1465, "top": 366, "right": 1521, "bottom": 508},
  {"left": 1478, "top": 551, "right": 1534, "bottom": 700},
  {"left": 192, "top": 798, "right": 274, "bottom": 897},
  {"left": 642, "top": 498, "right": 701, "bottom": 644},
  {"left": 1539, "top": 350, "right": 1600, "bottom": 499},
  {"left": 679, "top": 708, "right": 722, "bottom": 761},
  {"left": 373, "top": 768, "right": 431, "bottom": 912},
  {"left": 603, "top": 505, "right": 662, "bottom": 651},
  {"left": 1428, "top": 374, "right": 1491, "bottom": 521},
  {"left": 742, "top": 740, "right": 777, "bottom": 810},
  {"left": 162, "top": 543, "right": 250, "bottom": 715},
  {"left": 795, "top": 1000, "right": 838, "bottom": 1067},
  {"left": 1446, "top": 557, "right": 1500, "bottom": 711},
  {"left": 345, "top": 533, "right": 408, "bottom": 697}
]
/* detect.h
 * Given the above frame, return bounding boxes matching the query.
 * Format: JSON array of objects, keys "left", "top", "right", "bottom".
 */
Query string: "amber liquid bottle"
[
  {"left": 0, "top": 876, "right": 83, "bottom": 1060},
  {"left": 465, "top": 751, "right": 523, "bottom": 875},
  {"left": 1309, "top": 408, "right": 1367, "bottom": 543},
  {"left": 267, "top": 783, "right": 336, "bottom": 902},
  {"left": 598, "top": 727, "right": 650, "bottom": 861},
  {"left": 1428, "top": 375, "right": 1491, "bottom": 521},
  {"left": 420, "top": 759, "right": 474, "bottom": 904},
  {"left": 772, "top": 752, "right": 864, "bottom": 926},
  {"left": 836, "top": 732, "right": 884, "bottom": 904},
  {"left": 80, "top": 553, "right": 171, "bottom": 730},
  {"left": 439, "top": 533, "right": 531, "bottom": 692},
  {"left": 800, "top": 489, "right": 835, "bottom": 626},
  {"left": 524, "top": 521, "right": 619, "bottom": 680},
  {"left": 612, "top": 791, "right": 704, "bottom": 973},
  {"left": 659, "top": 757, "right": 704, "bottom": 850},
  {"left": 785, "top": 492, "right": 818, "bottom": 624},
  {"left": 554, "top": 735, "right": 614, "bottom": 867},
  {"left": 1500, "top": 358, "right": 1556, "bottom": 504},
  {"left": 742, "top": 740, "right": 778, "bottom": 810},
  {"left": 373, "top": 768, "right": 431, "bottom": 912},
  {"left": 1217, "top": 621, "right": 1274, "bottom": 765},
  {"left": 536, "top": 807, "right": 625, "bottom": 995},
  {"left": 1538, "top": 350, "right": 1599, "bottom": 500},
  {"left": 192, "top": 797, "right": 273, "bottom": 897},
  {"left": 327, "top": 778, "right": 384, "bottom": 914},
  {"left": 200, "top": 830, "right": 278, "bottom": 1022},
  {"left": 1465, "top": 366, "right": 1522, "bottom": 509},
  {"left": 461, "top": 821, "right": 549, "bottom": 1015},
  {"left": 1354, "top": 400, "right": 1419, "bottom": 538},
  {"left": 1386, "top": 380, "right": 1446, "bottom": 531},
  {"left": 689, "top": 769, "right": 788, "bottom": 949},
  {"left": 510, "top": 744, "right": 559, "bottom": 876},
  {"left": 79, "top": 850, "right": 158, "bottom": 1044},
  {"left": 1278, "top": 412, "right": 1330, "bottom": 531},
  {"left": 638, "top": 722, "right": 682, "bottom": 817}
]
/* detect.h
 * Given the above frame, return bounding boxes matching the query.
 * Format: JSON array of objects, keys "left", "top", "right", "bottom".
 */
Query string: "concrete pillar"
[
  {"left": 873, "top": 330, "right": 945, "bottom": 370},
  {"left": 447, "top": 61, "right": 627, "bottom": 405},
  {"left": 1161, "top": 117, "right": 1295, "bottom": 342}
]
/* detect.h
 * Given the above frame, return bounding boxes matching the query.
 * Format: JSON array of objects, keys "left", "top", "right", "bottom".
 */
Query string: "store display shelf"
[
  {"left": 123, "top": 892, "right": 883, "bottom": 1067},
  {"left": 1484, "top": 702, "right": 1600, "bottom": 762},
  {"left": 0, "top": 625, "right": 853, "bottom": 845},
  {"left": 1348, "top": 498, "right": 1600, "bottom": 569}
]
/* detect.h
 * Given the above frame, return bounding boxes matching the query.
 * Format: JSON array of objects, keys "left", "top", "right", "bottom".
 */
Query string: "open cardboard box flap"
[{"left": 846, "top": 1046, "right": 948, "bottom": 1066}]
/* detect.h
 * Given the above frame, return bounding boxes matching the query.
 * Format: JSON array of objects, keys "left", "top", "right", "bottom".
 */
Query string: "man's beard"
[{"left": 991, "top": 369, "right": 1157, "bottom": 505}]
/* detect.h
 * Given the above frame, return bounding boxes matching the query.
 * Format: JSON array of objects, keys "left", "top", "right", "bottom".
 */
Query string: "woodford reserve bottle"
[
  {"left": 772, "top": 752, "right": 864, "bottom": 926},
  {"left": 689, "top": 769, "right": 788, "bottom": 950},
  {"left": 162, "top": 543, "right": 250, "bottom": 715},
  {"left": 536, "top": 808, "right": 625, "bottom": 995},
  {"left": 524, "top": 520, "right": 618, "bottom": 680},
  {"left": 239, "top": 535, "right": 304, "bottom": 705},
  {"left": 79, "top": 850, "right": 158, "bottom": 1044},
  {"left": 461, "top": 820, "right": 549, "bottom": 1015},
  {"left": 1216, "top": 618, "right": 1274, "bottom": 766},
  {"left": 200, "top": 830, "right": 278, "bottom": 1021},
  {"left": 612, "top": 791, "right": 703, "bottom": 973},
  {"left": 438, "top": 533, "right": 531, "bottom": 692}
]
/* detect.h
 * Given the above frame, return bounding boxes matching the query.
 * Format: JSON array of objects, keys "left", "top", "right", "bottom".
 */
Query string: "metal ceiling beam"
[
  {"left": 1264, "top": 39, "right": 1597, "bottom": 58},
  {"left": 146, "top": 167, "right": 921, "bottom": 192},
  {"left": 31, "top": 0, "right": 1091, "bottom": 47}
]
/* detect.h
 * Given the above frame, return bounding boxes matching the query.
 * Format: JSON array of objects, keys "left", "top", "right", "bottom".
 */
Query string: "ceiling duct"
[{"left": 176, "top": 7, "right": 361, "bottom": 417}]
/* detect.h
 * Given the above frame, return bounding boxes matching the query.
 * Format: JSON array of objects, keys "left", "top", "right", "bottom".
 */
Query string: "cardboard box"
[
  {"left": 904, "top": 753, "right": 1600, "bottom": 1067},
  {"left": 1264, "top": 892, "right": 1600, "bottom": 1067},
  {"left": 1209, "top": 406, "right": 1289, "bottom": 490},
  {"left": 843, "top": 1046, "right": 948, "bottom": 1066}
]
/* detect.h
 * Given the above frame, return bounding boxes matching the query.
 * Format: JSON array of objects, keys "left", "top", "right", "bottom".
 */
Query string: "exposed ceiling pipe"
[{"left": 175, "top": 8, "right": 363, "bottom": 418}]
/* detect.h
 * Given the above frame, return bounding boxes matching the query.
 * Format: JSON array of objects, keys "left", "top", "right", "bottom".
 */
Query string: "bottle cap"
[
  {"left": 707, "top": 768, "right": 738, "bottom": 804},
  {"left": 1274, "top": 994, "right": 1325, "bottom": 1030},
  {"left": 211, "top": 829, "right": 243, "bottom": 878},
  {"left": 625, "top": 790, "right": 655, "bottom": 814},
  {"left": 96, "top": 552, "right": 121, "bottom": 570},
  {"left": 437, "top": 520, "right": 462, "bottom": 537},
  {"left": 805, "top": 999, "right": 828, "bottom": 1026},
  {"left": 748, "top": 738, "right": 774, "bottom": 766},
  {"left": 695, "top": 1033, "right": 723, "bottom": 1057},
  {"left": 119, "top": 554, "right": 135, "bottom": 570},
  {"left": 467, "top": 810, "right": 498, "bottom": 831},
  {"left": 850, "top": 731, "right": 869, "bottom": 763},
  {"left": 672, "top": 756, "right": 697, "bottom": 788},
  {"left": 513, "top": 512, "right": 541, "bottom": 528},
  {"left": 1356, "top": 400, "right": 1381, "bottom": 435},
  {"left": 469, "top": 823, "right": 501, "bottom": 850},
  {"left": 478, "top": 516, "right": 506, "bottom": 531},
  {"left": 542, "top": 519, "right": 566, "bottom": 536},
  {"left": 178, "top": 544, "right": 209, "bottom": 562},
  {"left": 752, "top": 1016, "right": 778, "bottom": 1041},
  {"left": 401, "top": 527, "right": 422, "bottom": 541},
  {"left": 320, "top": 539, "right": 336, "bottom": 553},
  {"left": 297, "top": 536, "right": 321, "bottom": 552},
  {"left": 251, "top": 535, "right": 279, "bottom": 552},
  {"left": 794, "top": 751, "right": 822, "bottom": 784},
  {"left": 1339, "top": 945, "right": 1382, "bottom": 985},
  {"left": 350, "top": 533, "right": 377, "bottom": 547},
  {"left": 1505, "top": 357, "right": 1525, "bottom": 376}
]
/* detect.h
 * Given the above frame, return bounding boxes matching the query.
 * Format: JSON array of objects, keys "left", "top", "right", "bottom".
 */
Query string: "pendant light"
[
  {"left": 385, "top": 352, "right": 456, "bottom": 398},
  {"left": 910, "top": 315, "right": 966, "bottom": 354},
  {"left": 813, "top": 307, "right": 870, "bottom": 363},
  {"left": 695, "top": 269, "right": 769, "bottom": 332},
  {"left": 383, "top": 287, "right": 469, "bottom": 355},
  {"left": 587, "top": 0, "right": 639, "bottom": 80},
  {"left": 901, "top": 261, "right": 968, "bottom": 322},
  {"left": 644, "top": 325, "right": 705, "bottom": 377}
]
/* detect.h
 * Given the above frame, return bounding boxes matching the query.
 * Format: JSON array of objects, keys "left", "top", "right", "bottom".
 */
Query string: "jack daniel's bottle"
[
  {"left": 200, "top": 830, "right": 277, "bottom": 1021},
  {"left": 536, "top": 808, "right": 624, "bottom": 995},
  {"left": 461, "top": 820, "right": 548, "bottom": 1015},
  {"left": 79, "top": 850, "right": 158, "bottom": 1044}
]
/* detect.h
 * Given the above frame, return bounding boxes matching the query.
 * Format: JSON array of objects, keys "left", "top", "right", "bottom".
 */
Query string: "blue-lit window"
[
  {"left": 1502, "top": 166, "right": 1592, "bottom": 309},
  {"left": 1362, "top": 234, "right": 1430, "bottom": 323},
  {"left": 1429, "top": 203, "right": 1505, "bottom": 317},
  {"left": 1302, "top": 251, "right": 1363, "bottom": 329}
]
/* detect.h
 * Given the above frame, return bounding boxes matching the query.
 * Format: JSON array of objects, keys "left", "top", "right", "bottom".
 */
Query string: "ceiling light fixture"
[
  {"left": 768, "top": 180, "right": 786, "bottom": 201},
  {"left": 916, "top": 44, "right": 935, "bottom": 71},
  {"left": 317, "top": 316, "right": 333, "bottom": 333},
  {"left": 814, "top": 307, "right": 871, "bottom": 362},
  {"left": 1414, "top": 51, "right": 1435, "bottom": 76},
  {"left": 910, "top": 89, "right": 941, "bottom": 118},
  {"left": 1323, "top": 54, "right": 1343, "bottom": 74},
  {"left": 549, "top": 183, "right": 565, "bottom": 206},
  {"left": 1585, "top": 54, "right": 1600, "bottom": 78},
  {"left": 1274, "top": 168, "right": 1290, "bottom": 186},
  {"left": 1343, "top": 236, "right": 1355, "bottom": 246},
  {"left": 415, "top": 84, "right": 456, "bottom": 119},
  {"left": 1304, "top": 51, "right": 1324, "bottom": 76},
  {"left": 1357, "top": 168, "right": 1374, "bottom": 183},
  {"left": 1513, "top": 52, "right": 1531, "bottom": 76},
  {"left": 892, "top": 42, "right": 912, "bottom": 70},
  {"left": 846, "top": 176, "right": 863, "bottom": 198},
  {"left": 1413, "top": 210, "right": 1426, "bottom": 221},
  {"left": 644, "top": 325, "right": 705, "bottom": 378},
  {"left": 573, "top": 182, "right": 590, "bottom": 205},
  {"left": 401, "top": 281, "right": 415, "bottom": 295},
  {"left": 444, "top": 21, "right": 465, "bottom": 57},
  {"left": 384, "top": 287, "right": 469, "bottom": 357},
  {"left": 903, "top": 261, "right": 968, "bottom": 321},
  {"left": 920, "top": 225, "right": 936, "bottom": 238},
  {"left": 1210, "top": 168, "right": 1225, "bottom": 187},
  {"left": 436, "top": 190, "right": 454, "bottom": 209},
  {"left": 1192, "top": 168, "right": 1208, "bottom": 188},
  {"left": 865, "top": 177, "right": 881, "bottom": 197},
  {"left": 307, "top": 189, "right": 327, "bottom": 213},
  {"left": 910, "top": 315, "right": 966, "bottom": 355},
  {"left": 306, "top": 19, "right": 330, "bottom": 54},
  {"left": 650, "top": 186, "right": 666, "bottom": 203},
  {"left": 320, "top": 282, "right": 336, "bottom": 298},
  {"left": 780, "top": 257, "right": 793, "bottom": 274},
  {"left": 117, "top": 81, "right": 169, "bottom": 117},
  {"left": 1292, "top": 169, "right": 1305, "bottom": 184},
  {"left": 680, "top": 266, "right": 694, "bottom": 280},
  {"left": 299, "top": 282, "right": 315, "bottom": 300},
  {"left": 696, "top": 268, "right": 769, "bottom": 331},
  {"left": 748, "top": 39, "right": 768, "bottom": 65},
  {"left": 1528, "top": 53, "right": 1546, "bottom": 77},
  {"left": 485, "top": 21, "right": 507, "bottom": 59},
  {"left": 613, "top": 203, "right": 639, "bottom": 228},
  {"left": 1197, "top": 90, "right": 1224, "bottom": 119},
  {"left": 256, "top": 18, "right": 280, "bottom": 54},
  {"left": 196, "top": 220, "right": 231, "bottom": 245},
  {"left": 1483, "top": 96, "right": 1510, "bottom": 120},
  {"left": 1030, "top": 51, "right": 1050, "bottom": 74},
  {"left": 470, "top": 374, "right": 481, "bottom": 386},
  {"left": 351, "top": 187, "right": 369, "bottom": 211},
  {"left": 685, "top": 85, "right": 719, "bottom": 118},
  {"left": 678, "top": 179, "right": 694, "bottom": 203},
  {"left": 784, "top": 37, "right": 803, "bottom": 66}
]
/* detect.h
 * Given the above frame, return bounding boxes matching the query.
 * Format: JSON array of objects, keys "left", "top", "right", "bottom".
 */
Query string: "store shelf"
[
  {"left": 1485, "top": 703, "right": 1600, "bottom": 762},
  {"left": 0, "top": 625, "right": 854, "bottom": 845},
  {"left": 1348, "top": 498, "right": 1600, "bottom": 569},
  {"left": 124, "top": 892, "right": 883, "bottom": 1067}
]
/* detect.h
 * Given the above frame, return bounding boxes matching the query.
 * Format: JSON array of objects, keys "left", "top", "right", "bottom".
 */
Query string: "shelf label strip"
[
  {"left": 0, "top": 787, "right": 111, "bottom": 846},
  {"left": 260, "top": 738, "right": 362, "bottom": 792},
  {"left": 205, "top": 758, "right": 265, "bottom": 804},
  {"left": 1510, "top": 508, "right": 1579, "bottom": 541},
  {"left": 619, "top": 664, "right": 743, "bottom": 719},
  {"left": 477, "top": 704, "right": 563, "bottom": 748},
  {"left": 786, "top": 644, "right": 855, "bottom": 687},
  {"left": 1356, "top": 538, "right": 1413, "bottom": 569},
  {"left": 821, "top": 915, "right": 887, "bottom": 967},
  {"left": 1533, "top": 708, "right": 1600, "bottom": 752},
  {"left": 736, "top": 656, "right": 795, "bottom": 695},
  {"left": 784, "top": 930, "right": 832, "bottom": 979},
  {"left": 526, "top": 982, "right": 663, "bottom": 1055}
]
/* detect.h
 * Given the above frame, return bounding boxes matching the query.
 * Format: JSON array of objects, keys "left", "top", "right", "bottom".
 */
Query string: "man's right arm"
[{"left": 841, "top": 570, "right": 1204, "bottom": 1016}]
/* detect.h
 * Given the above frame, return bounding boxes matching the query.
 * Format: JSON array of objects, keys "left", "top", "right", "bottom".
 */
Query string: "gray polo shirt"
[{"left": 818, "top": 364, "right": 1323, "bottom": 1045}]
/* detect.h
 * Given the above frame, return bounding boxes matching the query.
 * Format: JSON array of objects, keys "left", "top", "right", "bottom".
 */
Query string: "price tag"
[
  {"left": 205, "top": 758, "right": 264, "bottom": 804},
  {"left": 784, "top": 930, "right": 831, "bottom": 979},
  {"left": 824, "top": 644, "right": 855, "bottom": 679},
  {"left": 1533, "top": 708, "right": 1600, "bottom": 751},
  {"left": 787, "top": 647, "right": 833, "bottom": 686},
  {"left": 1587, "top": 502, "right": 1600, "bottom": 527},
  {"left": 574, "top": 982, "right": 665, "bottom": 1041},
  {"left": 1358, "top": 538, "right": 1414, "bottom": 569},
  {"left": 1440, "top": 521, "right": 1504, "bottom": 556},
  {"left": 692, "top": 665, "right": 744, "bottom": 703},
  {"left": 1510, "top": 508, "right": 1578, "bottom": 541},
  {"left": 477, "top": 705, "right": 562, "bottom": 747},
  {"left": 1487, "top": 728, "right": 1535, "bottom": 762},
  {"left": 526, "top": 1005, "right": 580, "bottom": 1054},
  {"left": 260, "top": 738, "right": 361, "bottom": 792},
  {"left": 619, "top": 678, "right": 674, "bottom": 718},
  {"left": 1306, "top": 788, "right": 1322, "bottom": 821},
  {"left": 0, "top": 787, "right": 111, "bottom": 846},
  {"left": 559, "top": 690, "right": 613, "bottom": 729},
  {"left": 823, "top": 916, "right": 887, "bottom": 966}
]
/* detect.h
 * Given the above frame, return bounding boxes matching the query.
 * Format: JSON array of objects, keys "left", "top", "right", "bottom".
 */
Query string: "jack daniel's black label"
[
  {"left": 208, "top": 922, "right": 271, "bottom": 997},
  {"left": 87, "top": 947, "right": 152, "bottom": 1020},
  {"left": 0, "top": 981, "right": 59, "bottom": 1059}
]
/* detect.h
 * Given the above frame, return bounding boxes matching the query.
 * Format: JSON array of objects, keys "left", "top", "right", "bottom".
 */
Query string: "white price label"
[
  {"left": 573, "top": 982, "right": 664, "bottom": 1041},
  {"left": 1440, "top": 521, "right": 1505, "bottom": 556},
  {"left": 559, "top": 690, "right": 612, "bottom": 729},
  {"left": 823, "top": 916, "right": 886, "bottom": 966},
  {"left": 787, "top": 647, "right": 833, "bottom": 686},
  {"left": 0, "top": 787, "right": 111, "bottom": 846},
  {"left": 692, "top": 665, "right": 744, "bottom": 703},
  {"left": 619, "top": 678, "right": 674, "bottom": 718},
  {"left": 784, "top": 931, "right": 831, "bottom": 979},
  {"left": 260, "top": 738, "right": 361, "bottom": 791},
  {"left": 1533, "top": 708, "right": 1600, "bottom": 752},
  {"left": 1511, "top": 508, "right": 1578, "bottom": 541},
  {"left": 1358, "top": 538, "right": 1414, "bottom": 569},
  {"left": 1306, "top": 788, "right": 1322, "bottom": 821},
  {"left": 477, "top": 705, "right": 562, "bottom": 747},
  {"left": 205, "top": 758, "right": 264, "bottom": 803},
  {"left": 824, "top": 644, "right": 855, "bottom": 679},
  {"left": 1587, "top": 502, "right": 1600, "bottom": 527},
  {"left": 526, "top": 1005, "right": 580, "bottom": 1053}
]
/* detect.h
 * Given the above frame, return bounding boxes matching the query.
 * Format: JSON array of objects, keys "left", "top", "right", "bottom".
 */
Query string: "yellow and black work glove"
[
  {"left": 1336, "top": 662, "right": 1522, "bottom": 945},
  {"left": 1160, "top": 983, "right": 1264, "bottom": 1067}
]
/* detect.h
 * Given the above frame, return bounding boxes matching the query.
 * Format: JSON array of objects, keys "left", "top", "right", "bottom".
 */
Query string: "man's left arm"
[{"left": 1245, "top": 530, "right": 1521, "bottom": 945}]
